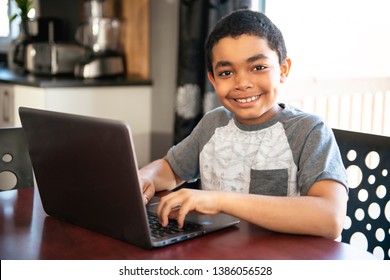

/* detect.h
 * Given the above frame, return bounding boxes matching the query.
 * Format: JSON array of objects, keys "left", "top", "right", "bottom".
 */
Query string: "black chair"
[
  {"left": 333, "top": 128, "right": 390, "bottom": 260},
  {"left": 0, "top": 127, "right": 34, "bottom": 191}
]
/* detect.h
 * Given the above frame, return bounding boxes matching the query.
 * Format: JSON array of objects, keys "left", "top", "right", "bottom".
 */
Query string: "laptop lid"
[{"left": 19, "top": 107, "right": 239, "bottom": 249}]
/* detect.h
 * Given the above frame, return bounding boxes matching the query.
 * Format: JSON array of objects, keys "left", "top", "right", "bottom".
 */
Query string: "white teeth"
[{"left": 235, "top": 95, "right": 259, "bottom": 103}]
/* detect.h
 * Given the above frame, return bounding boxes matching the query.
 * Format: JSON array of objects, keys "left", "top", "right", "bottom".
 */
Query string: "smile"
[{"left": 234, "top": 95, "right": 260, "bottom": 103}]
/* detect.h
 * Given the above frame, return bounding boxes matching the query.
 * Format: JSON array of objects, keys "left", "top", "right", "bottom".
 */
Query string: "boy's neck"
[{"left": 236, "top": 103, "right": 283, "bottom": 126}]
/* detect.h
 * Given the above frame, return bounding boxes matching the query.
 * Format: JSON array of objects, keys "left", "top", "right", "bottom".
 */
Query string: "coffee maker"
[{"left": 74, "top": 0, "right": 125, "bottom": 78}]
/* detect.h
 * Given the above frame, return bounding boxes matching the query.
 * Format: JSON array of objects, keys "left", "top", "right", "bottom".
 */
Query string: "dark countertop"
[{"left": 0, "top": 68, "right": 152, "bottom": 88}]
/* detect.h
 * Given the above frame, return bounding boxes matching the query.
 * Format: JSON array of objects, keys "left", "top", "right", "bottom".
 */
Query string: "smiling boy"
[{"left": 139, "top": 10, "right": 348, "bottom": 239}]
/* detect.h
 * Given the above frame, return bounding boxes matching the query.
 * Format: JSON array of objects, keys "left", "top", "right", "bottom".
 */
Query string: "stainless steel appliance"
[
  {"left": 8, "top": 17, "right": 64, "bottom": 73},
  {"left": 24, "top": 20, "right": 85, "bottom": 75},
  {"left": 26, "top": 43, "right": 85, "bottom": 75},
  {"left": 74, "top": 0, "right": 125, "bottom": 78}
]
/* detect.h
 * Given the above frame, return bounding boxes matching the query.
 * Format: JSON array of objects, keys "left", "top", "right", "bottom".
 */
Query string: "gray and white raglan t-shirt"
[{"left": 167, "top": 104, "right": 348, "bottom": 196}]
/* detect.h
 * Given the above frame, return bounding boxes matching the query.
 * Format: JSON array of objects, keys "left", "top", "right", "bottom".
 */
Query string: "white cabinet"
[{"left": 0, "top": 83, "right": 152, "bottom": 167}]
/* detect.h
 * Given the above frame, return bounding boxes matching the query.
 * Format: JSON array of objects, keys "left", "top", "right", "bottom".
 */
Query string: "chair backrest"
[
  {"left": 333, "top": 128, "right": 390, "bottom": 260},
  {"left": 0, "top": 127, "right": 34, "bottom": 191}
]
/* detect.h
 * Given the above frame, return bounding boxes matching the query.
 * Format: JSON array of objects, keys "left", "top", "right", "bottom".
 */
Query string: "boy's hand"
[
  {"left": 157, "top": 188, "right": 220, "bottom": 228},
  {"left": 139, "top": 176, "right": 156, "bottom": 205}
]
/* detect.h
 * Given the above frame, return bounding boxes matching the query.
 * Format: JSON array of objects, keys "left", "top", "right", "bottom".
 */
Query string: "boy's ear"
[
  {"left": 207, "top": 72, "right": 216, "bottom": 87},
  {"left": 280, "top": 58, "right": 291, "bottom": 83}
]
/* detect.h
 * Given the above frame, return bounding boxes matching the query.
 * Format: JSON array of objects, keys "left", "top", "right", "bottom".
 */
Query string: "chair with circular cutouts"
[
  {"left": 333, "top": 128, "right": 390, "bottom": 260},
  {"left": 0, "top": 127, "right": 34, "bottom": 191}
]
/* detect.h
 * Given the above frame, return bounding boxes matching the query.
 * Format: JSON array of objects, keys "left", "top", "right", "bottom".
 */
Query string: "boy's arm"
[
  {"left": 158, "top": 179, "right": 347, "bottom": 239},
  {"left": 218, "top": 180, "right": 347, "bottom": 239},
  {"left": 138, "top": 157, "right": 184, "bottom": 204}
]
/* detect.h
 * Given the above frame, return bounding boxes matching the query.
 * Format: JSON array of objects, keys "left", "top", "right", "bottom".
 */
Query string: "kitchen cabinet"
[{"left": 0, "top": 82, "right": 152, "bottom": 167}]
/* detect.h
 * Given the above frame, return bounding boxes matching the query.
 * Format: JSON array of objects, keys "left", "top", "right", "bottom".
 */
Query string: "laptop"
[{"left": 19, "top": 107, "right": 239, "bottom": 249}]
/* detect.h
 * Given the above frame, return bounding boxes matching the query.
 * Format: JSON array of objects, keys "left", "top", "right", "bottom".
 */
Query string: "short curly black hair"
[{"left": 205, "top": 9, "right": 287, "bottom": 76}]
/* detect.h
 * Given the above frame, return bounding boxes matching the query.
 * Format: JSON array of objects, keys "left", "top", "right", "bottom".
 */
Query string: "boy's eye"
[
  {"left": 253, "top": 65, "right": 266, "bottom": 71},
  {"left": 218, "top": 70, "right": 233, "bottom": 77}
]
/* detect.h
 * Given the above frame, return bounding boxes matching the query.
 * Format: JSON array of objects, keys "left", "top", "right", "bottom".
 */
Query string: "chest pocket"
[{"left": 249, "top": 169, "right": 288, "bottom": 196}]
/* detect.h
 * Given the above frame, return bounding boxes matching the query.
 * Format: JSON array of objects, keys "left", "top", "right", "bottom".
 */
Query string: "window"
[
  {"left": 265, "top": 0, "right": 390, "bottom": 80},
  {"left": 265, "top": 0, "right": 390, "bottom": 136},
  {"left": 251, "top": 0, "right": 266, "bottom": 12},
  {"left": 0, "top": 0, "right": 36, "bottom": 53},
  {"left": 0, "top": 0, "right": 16, "bottom": 53},
  {"left": 0, "top": 0, "right": 11, "bottom": 37}
]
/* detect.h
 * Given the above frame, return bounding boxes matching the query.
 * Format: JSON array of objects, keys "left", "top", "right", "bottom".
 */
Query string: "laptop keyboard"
[{"left": 147, "top": 213, "right": 201, "bottom": 239}]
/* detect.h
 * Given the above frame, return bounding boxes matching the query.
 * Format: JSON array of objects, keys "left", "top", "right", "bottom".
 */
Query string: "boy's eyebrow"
[
  {"left": 247, "top": 53, "right": 269, "bottom": 63},
  {"left": 214, "top": 60, "right": 232, "bottom": 71},
  {"left": 214, "top": 54, "right": 269, "bottom": 71}
]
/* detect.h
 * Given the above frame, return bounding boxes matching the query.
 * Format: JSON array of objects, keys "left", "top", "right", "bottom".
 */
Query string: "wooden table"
[{"left": 0, "top": 187, "right": 376, "bottom": 260}]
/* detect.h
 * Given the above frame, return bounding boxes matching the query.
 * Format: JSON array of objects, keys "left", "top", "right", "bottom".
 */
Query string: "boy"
[{"left": 139, "top": 9, "right": 348, "bottom": 239}]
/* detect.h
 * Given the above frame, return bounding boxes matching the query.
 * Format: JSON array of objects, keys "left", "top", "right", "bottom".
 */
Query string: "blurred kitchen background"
[
  {"left": 0, "top": 0, "right": 262, "bottom": 167},
  {"left": 1, "top": 0, "right": 390, "bottom": 168}
]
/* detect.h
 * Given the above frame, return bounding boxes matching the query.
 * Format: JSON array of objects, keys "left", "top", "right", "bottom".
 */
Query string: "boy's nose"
[{"left": 234, "top": 73, "right": 253, "bottom": 91}]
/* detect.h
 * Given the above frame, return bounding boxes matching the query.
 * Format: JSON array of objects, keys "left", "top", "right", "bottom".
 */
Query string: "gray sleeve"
[
  {"left": 166, "top": 131, "right": 201, "bottom": 183},
  {"left": 292, "top": 121, "right": 349, "bottom": 195}
]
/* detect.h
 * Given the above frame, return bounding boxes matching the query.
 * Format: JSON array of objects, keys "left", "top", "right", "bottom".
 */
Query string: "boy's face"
[{"left": 208, "top": 35, "right": 290, "bottom": 125}]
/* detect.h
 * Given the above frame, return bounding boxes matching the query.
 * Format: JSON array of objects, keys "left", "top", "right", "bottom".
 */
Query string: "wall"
[
  {"left": 150, "top": 0, "right": 179, "bottom": 160},
  {"left": 38, "top": 0, "right": 82, "bottom": 42}
]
